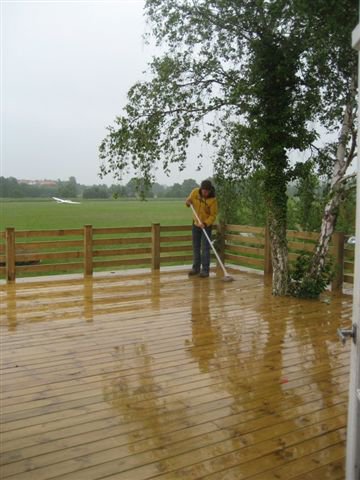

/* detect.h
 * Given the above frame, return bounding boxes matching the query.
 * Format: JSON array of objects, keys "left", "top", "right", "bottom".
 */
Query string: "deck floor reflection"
[{"left": 0, "top": 268, "right": 352, "bottom": 479}]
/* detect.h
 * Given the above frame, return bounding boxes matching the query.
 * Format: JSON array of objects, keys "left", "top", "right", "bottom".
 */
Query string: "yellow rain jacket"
[{"left": 186, "top": 188, "right": 218, "bottom": 227}]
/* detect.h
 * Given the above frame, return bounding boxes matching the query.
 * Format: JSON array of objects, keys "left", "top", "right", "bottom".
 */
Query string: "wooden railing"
[
  {"left": 222, "top": 225, "right": 354, "bottom": 290},
  {"left": 0, "top": 224, "right": 355, "bottom": 290},
  {"left": 0, "top": 224, "right": 193, "bottom": 281}
]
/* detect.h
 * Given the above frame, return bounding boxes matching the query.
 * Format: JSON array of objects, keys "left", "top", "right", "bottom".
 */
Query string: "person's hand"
[
  {"left": 198, "top": 222, "right": 205, "bottom": 229},
  {"left": 185, "top": 199, "right": 192, "bottom": 206}
]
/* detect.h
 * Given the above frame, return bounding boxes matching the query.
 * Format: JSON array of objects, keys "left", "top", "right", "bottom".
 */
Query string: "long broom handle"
[{"left": 190, "top": 204, "right": 230, "bottom": 277}]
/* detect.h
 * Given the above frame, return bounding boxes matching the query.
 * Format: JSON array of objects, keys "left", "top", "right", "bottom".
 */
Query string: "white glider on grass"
[{"left": 52, "top": 197, "right": 81, "bottom": 205}]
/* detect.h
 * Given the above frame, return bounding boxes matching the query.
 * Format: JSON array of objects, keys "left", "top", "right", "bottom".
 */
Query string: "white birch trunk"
[{"left": 310, "top": 78, "right": 357, "bottom": 277}]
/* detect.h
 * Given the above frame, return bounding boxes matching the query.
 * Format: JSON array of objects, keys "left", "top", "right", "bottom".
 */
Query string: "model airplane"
[{"left": 52, "top": 197, "right": 80, "bottom": 204}]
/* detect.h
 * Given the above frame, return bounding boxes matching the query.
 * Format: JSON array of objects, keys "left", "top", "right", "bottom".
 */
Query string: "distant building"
[{"left": 18, "top": 179, "right": 57, "bottom": 187}]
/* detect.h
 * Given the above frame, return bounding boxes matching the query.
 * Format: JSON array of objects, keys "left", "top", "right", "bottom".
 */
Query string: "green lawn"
[{"left": 0, "top": 199, "right": 192, "bottom": 231}]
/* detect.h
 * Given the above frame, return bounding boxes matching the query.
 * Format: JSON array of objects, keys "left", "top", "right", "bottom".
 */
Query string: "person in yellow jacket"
[{"left": 185, "top": 180, "right": 218, "bottom": 277}]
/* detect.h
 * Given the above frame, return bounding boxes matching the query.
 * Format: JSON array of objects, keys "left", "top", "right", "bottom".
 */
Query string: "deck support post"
[
  {"left": 216, "top": 222, "right": 226, "bottom": 273},
  {"left": 84, "top": 225, "right": 93, "bottom": 277},
  {"left": 218, "top": 222, "right": 225, "bottom": 262},
  {"left": 6, "top": 227, "right": 16, "bottom": 283},
  {"left": 264, "top": 225, "right": 272, "bottom": 276},
  {"left": 332, "top": 232, "right": 345, "bottom": 292},
  {"left": 151, "top": 223, "right": 161, "bottom": 271}
]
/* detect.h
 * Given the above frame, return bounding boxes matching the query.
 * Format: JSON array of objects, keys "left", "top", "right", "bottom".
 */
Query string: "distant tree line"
[
  {"left": 0, "top": 176, "right": 80, "bottom": 199},
  {"left": 0, "top": 176, "right": 199, "bottom": 200}
]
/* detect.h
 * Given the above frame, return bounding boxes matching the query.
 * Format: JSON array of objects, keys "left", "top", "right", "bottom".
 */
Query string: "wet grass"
[{"left": 0, "top": 199, "right": 191, "bottom": 231}]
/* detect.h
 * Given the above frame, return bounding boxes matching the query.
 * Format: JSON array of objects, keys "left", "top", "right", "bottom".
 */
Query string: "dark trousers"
[{"left": 192, "top": 224, "right": 212, "bottom": 273}]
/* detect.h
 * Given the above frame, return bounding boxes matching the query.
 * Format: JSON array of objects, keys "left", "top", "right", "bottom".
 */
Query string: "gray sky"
[{"left": 1, "top": 0, "right": 213, "bottom": 186}]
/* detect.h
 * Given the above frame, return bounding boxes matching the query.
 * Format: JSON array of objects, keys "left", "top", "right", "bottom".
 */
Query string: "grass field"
[{"left": 0, "top": 199, "right": 192, "bottom": 231}]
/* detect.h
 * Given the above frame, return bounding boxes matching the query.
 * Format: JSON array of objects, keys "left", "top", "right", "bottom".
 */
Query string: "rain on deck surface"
[{"left": 0, "top": 268, "right": 353, "bottom": 479}]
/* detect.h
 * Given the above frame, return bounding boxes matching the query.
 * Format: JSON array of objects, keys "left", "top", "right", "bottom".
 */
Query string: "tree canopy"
[{"left": 100, "top": 1, "right": 355, "bottom": 181}]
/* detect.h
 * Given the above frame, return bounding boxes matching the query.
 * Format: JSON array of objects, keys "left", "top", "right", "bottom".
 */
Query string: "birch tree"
[{"left": 288, "top": 0, "right": 357, "bottom": 296}]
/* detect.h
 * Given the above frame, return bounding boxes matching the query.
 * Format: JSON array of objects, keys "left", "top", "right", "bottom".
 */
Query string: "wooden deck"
[{"left": 0, "top": 268, "right": 353, "bottom": 479}]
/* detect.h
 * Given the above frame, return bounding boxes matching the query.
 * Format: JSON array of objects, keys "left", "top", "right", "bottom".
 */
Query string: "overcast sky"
[{"left": 1, "top": 0, "right": 213, "bottom": 186}]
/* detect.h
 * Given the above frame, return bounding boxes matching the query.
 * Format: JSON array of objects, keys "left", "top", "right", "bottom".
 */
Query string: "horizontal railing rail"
[
  {"left": 222, "top": 226, "right": 354, "bottom": 290},
  {"left": 0, "top": 224, "right": 355, "bottom": 290},
  {"left": 223, "top": 224, "right": 267, "bottom": 272}
]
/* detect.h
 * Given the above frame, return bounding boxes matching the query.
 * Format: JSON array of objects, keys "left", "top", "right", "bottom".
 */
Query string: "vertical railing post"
[
  {"left": 264, "top": 225, "right": 272, "bottom": 275},
  {"left": 332, "top": 231, "right": 345, "bottom": 292},
  {"left": 218, "top": 222, "right": 226, "bottom": 263},
  {"left": 151, "top": 223, "right": 160, "bottom": 271},
  {"left": 216, "top": 222, "right": 226, "bottom": 273},
  {"left": 84, "top": 225, "right": 93, "bottom": 277},
  {"left": 6, "top": 227, "right": 16, "bottom": 283}
]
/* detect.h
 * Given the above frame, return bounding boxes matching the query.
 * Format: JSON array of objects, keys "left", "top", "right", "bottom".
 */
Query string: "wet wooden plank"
[
  {"left": 0, "top": 268, "right": 352, "bottom": 479},
  {"left": 292, "top": 458, "right": 345, "bottom": 479}
]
